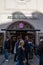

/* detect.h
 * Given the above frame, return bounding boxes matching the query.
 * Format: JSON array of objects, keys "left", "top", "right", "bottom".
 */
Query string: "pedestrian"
[
  {"left": 14, "top": 36, "right": 20, "bottom": 61},
  {"left": 4, "top": 37, "right": 10, "bottom": 61},
  {"left": 38, "top": 38, "right": 43, "bottom": 65},
  {"left": 24, "top": 36, "right": 30, "bottom": 65},
  {"left": 17, "top": 40, "right": 27, "bottom": 65},
  {"left": 14, "top": 42, "right": 17, "bottom": 61},
  {"left": 38, "top": 39, "right": 43, "bottom": 65},
  {"left": 14, "top": 36, "right": 22, "bottom": 62},
  {"left": 11, "top": 37, "right": 16, "bottom": 54},
  {"left": 28, "top": 38, "right": 34, "bottom": 60}
]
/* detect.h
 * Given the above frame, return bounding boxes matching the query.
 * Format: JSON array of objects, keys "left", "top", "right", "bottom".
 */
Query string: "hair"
[{"left": 19, "top": 40, "right": 24, "bottom": 46}]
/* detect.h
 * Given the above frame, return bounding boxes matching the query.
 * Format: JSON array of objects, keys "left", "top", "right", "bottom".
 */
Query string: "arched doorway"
[
  {"left": 6, "top": 21, "right": 35, "bottom": 44},
  {"left": 1, "top": 21, "right": 36, "bottom": 53}
]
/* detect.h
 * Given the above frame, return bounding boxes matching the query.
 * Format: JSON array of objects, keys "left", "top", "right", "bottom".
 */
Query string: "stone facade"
[{"left": 0, "top": 0, "right": 43, "bottom": 44}]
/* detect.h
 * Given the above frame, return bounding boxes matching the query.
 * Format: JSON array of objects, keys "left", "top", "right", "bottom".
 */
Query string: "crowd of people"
[{"left": 4, "top": 35, "right": 43, "bottom": 65}]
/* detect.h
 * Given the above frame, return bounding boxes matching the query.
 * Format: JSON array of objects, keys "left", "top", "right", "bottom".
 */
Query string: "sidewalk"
[
  {"left": 2, "top": 54, "right": 14, "bottom": 65},
  {"left": 0, "top": 54, "right": 39, "bottom": 65},
  {"left": 0, "top": 54, "right": 5, "bottom": 65},
  {"left": 30, "top": 55, "right": 39, "bottom": 65}
]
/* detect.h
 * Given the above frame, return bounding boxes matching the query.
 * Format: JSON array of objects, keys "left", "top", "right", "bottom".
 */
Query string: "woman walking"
[{"left": 17, "top": 40, "right": 27, "bottom": 65}]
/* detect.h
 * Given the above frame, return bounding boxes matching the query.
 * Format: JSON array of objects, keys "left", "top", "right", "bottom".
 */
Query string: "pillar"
[{"left": 35, "top": 31, "right": 39, "bottom": 45}]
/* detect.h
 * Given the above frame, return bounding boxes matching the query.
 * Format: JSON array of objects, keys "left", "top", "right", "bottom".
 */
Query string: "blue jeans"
[
  {"left": 16, "top": 61, "right": 19, "bottom": 65},
  {"left": 4, "top": 49, "right": 9, "bottom": 60}
]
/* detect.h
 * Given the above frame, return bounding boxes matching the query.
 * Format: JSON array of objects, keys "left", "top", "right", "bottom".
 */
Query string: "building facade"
[{"left": 0, "top": 0, "right": 43, "bottom": 49}]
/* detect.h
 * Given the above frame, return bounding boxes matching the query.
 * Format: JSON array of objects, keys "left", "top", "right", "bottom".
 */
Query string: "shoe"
[{"left": 5, "top": 59, "right": 8, "bottom": 61}]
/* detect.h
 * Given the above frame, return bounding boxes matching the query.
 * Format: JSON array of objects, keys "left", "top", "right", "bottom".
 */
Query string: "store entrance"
[
  {"left": 10, "top": 30, "right": 35, "bottom": 44},
  {"left": 1, "top": 20, "right": 40, "bottom": 54},
  {"left": 9, "top": 30, "right": 35, "bottom": 53},
  {"left": 16, "top": 31, "right": 26, "bottom": 40}
]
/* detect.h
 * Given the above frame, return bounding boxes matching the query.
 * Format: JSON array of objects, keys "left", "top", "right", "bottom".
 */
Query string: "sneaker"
[{"left": 5, "top": 59, "right": 8, "bottom": 61}]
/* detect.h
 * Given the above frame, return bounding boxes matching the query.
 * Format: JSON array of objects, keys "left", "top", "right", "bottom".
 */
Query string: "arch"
[
  {"left": 6, "top": 21, "right": 36, "bottom": 48},
  {"left": 7, "top": 21, "right": 35, "bottom": 30}
]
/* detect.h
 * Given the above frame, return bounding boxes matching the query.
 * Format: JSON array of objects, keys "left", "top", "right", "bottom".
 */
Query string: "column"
[
  {"left": 3, "top": 31, "right": 6, "bottom": 49},
  {"left": 35, "top": 31, "right": 39, "bottom": 45}
]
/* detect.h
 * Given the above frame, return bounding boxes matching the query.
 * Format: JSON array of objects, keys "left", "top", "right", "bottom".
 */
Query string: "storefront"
[{"left": 2, "top": 21, "right": 39, "bottom": 44}]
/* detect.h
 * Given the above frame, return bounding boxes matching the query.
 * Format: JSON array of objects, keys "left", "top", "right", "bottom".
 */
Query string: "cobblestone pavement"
[{"left": 0, "top": 54, "right": 39, "bottom": 65}]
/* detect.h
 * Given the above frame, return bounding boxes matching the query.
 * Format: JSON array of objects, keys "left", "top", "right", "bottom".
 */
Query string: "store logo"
[{"left": 18, "top": 23, "right": 24, "bottom": 28}]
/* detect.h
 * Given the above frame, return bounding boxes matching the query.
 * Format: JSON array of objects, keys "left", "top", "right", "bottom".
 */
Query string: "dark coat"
[
  {"left": 18, "top": 47, "right": 25, "bottom": 61},
  {"left": 38, "top": 46, "right": 43, "bottom": 65},
  {"left": 17, "top": 47, "right": 25, "bottom": 65},
  {"left": 4, "top": 40, "right": 10, "bottom": 49},
  {"left": 24, "top": 40, "right": 30, "bottom": 56},
  {"left": 16, "top": 41, "right": 19, "bottom": 54}
]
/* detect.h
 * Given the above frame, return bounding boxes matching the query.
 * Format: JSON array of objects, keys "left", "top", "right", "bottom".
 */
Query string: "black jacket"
[
  {"left": 18, "top": 47, "right": 25, "bottom": 61},
  {"left": 4, "top": 40, "right": 10, "bottom": 49}
]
